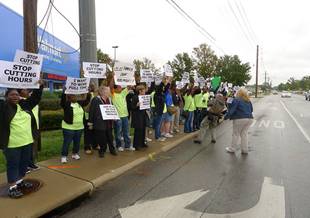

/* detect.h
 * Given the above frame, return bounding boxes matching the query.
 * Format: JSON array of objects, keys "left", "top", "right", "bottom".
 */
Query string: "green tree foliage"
[
  {"left": 192, "top": 44, "right": 218, "bottom": 78},
  {"left": 97, "top": 49, "right": 112, "bottom": 65},
  {"left": 217, "top": 55, "right": 251, "bottom": 86},
  {"left": 277, "top": 76, "right": 310, "bottom": 91},
  {"left": 168, "top": 52, "right": 195, "bottom": 81}
]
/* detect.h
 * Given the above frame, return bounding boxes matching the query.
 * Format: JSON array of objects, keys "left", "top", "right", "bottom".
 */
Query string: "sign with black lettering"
[
  {"left": 14, "top": 50, "right": 43, "bottom": 71},
  {"left": 114, "top": 63, "right": 136, "bottom": 86},
  {"left": 65, "top": 77, "right": 90, "bottom": 94},
  {"left": 99, "top": 104, "right": 120, "bottom": 120},
  {"left": 140, "top": 69, "right": 154, "bottom": 83},
  {"left": 138, "top": 95, "right": 151, "bottom": 110},
  {"left": 176, "top": 81, "right": 184, "bottom": 89},
  {"left": 163, "top": 64, "right": 173, "bottom": 77},
  {"left": 83, "top": 62, "right": 107, "bottom": 78},
  {"left": 0, "top": 60, "right": 40, "bottom": 88}
]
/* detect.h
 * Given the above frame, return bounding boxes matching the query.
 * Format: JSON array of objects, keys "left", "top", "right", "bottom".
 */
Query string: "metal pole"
[
  {"left": 112, "top": 45, "right": 118, "bottom": 66},
  {"left": 79, "top": 0, "right": 98, "bottom": 85},
  {"left": 23, "top": 0, "right": 37, "bottom": 53},
  {"left": 255, "top": 45, "right": 259, "bottom": 98}
]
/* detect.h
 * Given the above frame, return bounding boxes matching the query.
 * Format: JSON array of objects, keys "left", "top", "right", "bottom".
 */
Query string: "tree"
[
  {"left": 97, "top": 49, "right": 113, "bottom": 65},
  {"left": 217, "top": 55, "right": 251, "bottom": 86},
  {"left": 169, "top": 52, "right": 195, "bottom": 81},
  {"left": 133, "top": 58, "right": 157, "bottom": 82},
  {"left": 192, "top": 43, "right": 218, "bottom": 78}
]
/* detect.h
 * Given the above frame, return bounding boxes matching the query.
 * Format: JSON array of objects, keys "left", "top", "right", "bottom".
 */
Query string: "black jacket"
[
  {"left": 131, "top": 94, "right": 147, "bottom": 129},
  {"left": 88, "top": 96, "right": 113, "bottom": 131},
  {"left": 153, "top": 82, "right": 168, "bottom": 116},
  {"left": 0, "top": 86, "right": 43, "bottom": 149},
  {"left": 60, "top": 92, "right": 91, "bottom": 125}
]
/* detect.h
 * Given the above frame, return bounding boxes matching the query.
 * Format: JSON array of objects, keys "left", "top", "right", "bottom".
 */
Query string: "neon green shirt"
[
  {"left": 112, "top": 88, "right": 128, "bottom": 118},
  {"left": 151, "top": 91, "right": 155, "bottom": 108},
  {"left": 201, "top": 93, "right": 210, "bottom": 108},
  {"left": 8, "top": 104, "right": 33, "bottom": 148},
  {"left": 194, "top": 93, "right": 204, "bottom": 108},
  {"left": 184, "top": 94, "right": 196, "bottom": 112},
  {"left": 62, "top": 103, "right": 84, "bottom": 130},
  {"left": 163, "top": 104, "right": 167, "bottom": 113},
  {"left": 32, "top": 105, "right": 39, "bottom": 129}
]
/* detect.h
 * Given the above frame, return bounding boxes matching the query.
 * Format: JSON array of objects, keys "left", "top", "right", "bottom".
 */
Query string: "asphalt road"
[{"left": 60, "top": 94, "right": 310, "bottom": 218}]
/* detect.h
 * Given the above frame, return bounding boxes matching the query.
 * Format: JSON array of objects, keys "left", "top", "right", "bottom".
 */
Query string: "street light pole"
[{"left": 112, "top": 45, "right": 118, "bottom": 65}]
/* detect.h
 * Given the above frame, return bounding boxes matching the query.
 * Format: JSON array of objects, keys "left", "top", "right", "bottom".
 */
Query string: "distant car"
[
  {"left": 305, "top": 91, "right": 310, "bottom": 101},
  {"left": 272, "top": 91, "right": 278, "bottom": 95},
  {"left": 281, "top": 91, "right": 292, "bottom": 98}
]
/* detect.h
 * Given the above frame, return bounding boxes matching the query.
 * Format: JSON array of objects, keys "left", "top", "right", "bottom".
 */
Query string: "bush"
[
  {"left": 41, "top": 110, "right": 63, "bottom": 131},
  {"left": 42, "top": 90, "right": 62, "bottom": 99},
  {"left": 40, "top": 99, "right": 61, "bottom": 111}
]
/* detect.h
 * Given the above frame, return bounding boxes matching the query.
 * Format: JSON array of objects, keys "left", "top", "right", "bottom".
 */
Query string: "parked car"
[
  {"left": 305, "top": 91, "right": 310, "bottom": 101},
  {"left": 281, "top": 91, "right": 292, "bottom": 98}
]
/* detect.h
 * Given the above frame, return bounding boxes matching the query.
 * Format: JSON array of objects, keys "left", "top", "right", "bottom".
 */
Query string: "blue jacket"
[
  {"left": 165, "top": 92, "right": 173, "bottom": 107},
  {"left": 225, "top": 98, "right": 253, "bottom": 120}
]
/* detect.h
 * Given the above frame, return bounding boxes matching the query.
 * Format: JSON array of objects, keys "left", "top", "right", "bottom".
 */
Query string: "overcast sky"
[{"left": 1, "top": 0, "right": 310, "bottom": 85}]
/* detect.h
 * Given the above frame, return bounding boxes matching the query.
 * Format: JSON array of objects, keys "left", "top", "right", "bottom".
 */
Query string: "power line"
[
  {"left": 38, "top": 1, "right": 52, "bottom": 26},
  {"left": 38, "top": 0, "right": 53, "bottom": 52}
]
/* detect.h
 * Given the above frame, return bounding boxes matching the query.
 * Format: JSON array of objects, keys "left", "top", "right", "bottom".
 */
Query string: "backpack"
[{"left": 208, "top": 97, "right": 226, "bottom": 115}]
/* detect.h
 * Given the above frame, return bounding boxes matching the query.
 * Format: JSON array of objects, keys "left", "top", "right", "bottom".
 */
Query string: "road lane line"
[{"left": 280, "top": 100, "right": 310, "bottom": 144}]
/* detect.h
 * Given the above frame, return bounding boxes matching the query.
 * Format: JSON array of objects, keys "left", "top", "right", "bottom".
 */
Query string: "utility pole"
[
  {"left": 23, "top": 0, "right": 37, "bottom": 53},
  {"left": 255, "top": 45, "right": 259, "bottom": 98},
  {"left": 264, "top": 71, "right": 267, "bottom": 93},
  {"left": 112, "top": 45, "right": 119, "bottom": 67},
  {"left": 79, "top": 0, "right": 98, "bottom": 84}
]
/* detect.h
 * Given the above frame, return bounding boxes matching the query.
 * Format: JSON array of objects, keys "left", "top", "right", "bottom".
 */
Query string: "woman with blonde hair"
[{"left": 224, "top": 88, "right": 253, "bottom": 154}]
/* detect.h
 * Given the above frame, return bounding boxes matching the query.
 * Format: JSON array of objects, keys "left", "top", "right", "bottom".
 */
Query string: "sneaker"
[
  {"left": 241, "top": 150, "right": 249, "bottom": 155},
  {"left": 118, "top": 147, "right": 124, "bottom": 152},
  {"left": 194, "top": 140, "right": 202, "bottom": 144},
  {"left": 110, "top": 150, "right": 118, "bottom": 156},
  {"left": 17, "top": 180, "right": 33, "bottom": 189},
  {"left": 211, "top": 140, "right": 216, "bottom": 144},
  {"left": 26, "top": 168, "right": 31, "bottom": 174},
  {"left": 164, "top": 133, "right": 173, "bottom": 138},
  {"left": 175, "top": 129, "right": 180, "bottom": 133},
  {"left": 72, "top": 154, "right": 81, "bottom": 160},
  {"left": 28, "top": 163, "right": 40, "bottom": 171},
  {"left": 225, "top": 147, "right": 236, "bottom": 153},
  {"left": 146, "top": 137, "right": 152, "bottom": 142},
  {"left": 85, "top": 149, "right": 92, "bottom": 155},
  {"left": 61, "top": 156, "right": 68, "bottom": 164},
  {"left": 8, "top": 187, "right": 23, "bottom": 199},
  {"left": 157, "top": 137, "right": 166, "bottom": 142},
  {"left": 125, "top": 146, "right": 135, "bottom": 151}
]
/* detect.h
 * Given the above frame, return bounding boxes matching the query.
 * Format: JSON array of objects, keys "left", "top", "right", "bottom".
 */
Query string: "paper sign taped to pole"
[
  {"left": 83, "top": 62, "right": 107, "bottom": 78},
  {"left": 139, "top": 95, "right": 151, "bottom": 110},
  {"left": 114, "top": 63, "right": 136, "bottom": 86},
  {"left": 100, "top": 104, "right": 120, "bottom": 120},
  {"left": 0, "top": 60, "right": 41, "bottom": 89},
  {"left": 163, "top": 64, "right": 173, "bottom": 77},
  {"left": 140, "top": 69, "right": 154, "bottom": 83},
  {"left": 14, "top": 50, "right": 43, "bottom": 71},
  {"left": 65, "top": 77, "right": 90, "bottom": 94}
]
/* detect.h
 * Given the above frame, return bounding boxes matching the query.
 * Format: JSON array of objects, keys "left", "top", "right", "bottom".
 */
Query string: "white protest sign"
[
  {"left": 139, "top": 95, "right": 151, "bottom": 110},
  {"left": 154, "top": 73, "right": 163, "bottom": 85},
  {"left": 83, "top": 62, "right": 107, "bottom": 78},
  {"left": 65, "top": 77, "right": 90, "bottom": 94},
  {"left": 99, "top": 104, "right": 120, "bottom": 120},
  {"left": 176, "top": 81, "right": 184, "bottom": 89},
  {"left": 182, "top": 72, "right": 190, "bottom": 84},
  {"left": 114, "top": 63, "right": 136, "bottom": 86},
  {"left": 140, "top": 69, "right": 154, "bottom": 83},
  {"left": 163, "top": 64, "right": 173, "bottom": 77},
  {"left": 228, "top": 83, "right": 233, "bottom": 88},
  {"left": 14, "top": 50, "right": 43, "bottom": 71},
  {"left": 0, "top": 60, "right": 41, "bottom": 89}
]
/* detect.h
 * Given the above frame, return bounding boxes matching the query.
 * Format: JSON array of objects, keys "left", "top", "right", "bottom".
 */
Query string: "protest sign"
[
  {"left": 83, "top": 62, "right": 107, "bottom": 78},
  {"left": 65, "top": 77, "right": 90, "bottom": 94},
  {"left": 139, "top": 95, "right": 151, "bottom": 110},
  {"left": 228, "top": 83, "right": 233, "bottom": 88},
  {"left": 114, "top": 63, "right": 136, "bottom": 86},
  {"left": 182, "top": 72, "right": 190, "bottom": 84},
  {"left": 176, "top": 81, "right": 184, "bottom": 89},
  {"left": 154, "top": 73, "right": 163, "bottom": 85},
  {"left": 140, "top": 69, "right": 154, "bottom": 83},
  {"left": 14, "top": 50, "right": 43, "bottom": 71},
  {"left": 163, "top": 64, "right": 173, "bottom": 77},
  {"left": 99, "top": 104, "right": 120, "bottom": 120},
  {"left": 0, "top": 60, "right": 41, "bottom": 88}
]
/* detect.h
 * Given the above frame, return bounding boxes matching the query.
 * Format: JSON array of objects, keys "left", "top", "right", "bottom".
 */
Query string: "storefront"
[{"left": 0, "top": 2, "right": 80, "bottom": 92}]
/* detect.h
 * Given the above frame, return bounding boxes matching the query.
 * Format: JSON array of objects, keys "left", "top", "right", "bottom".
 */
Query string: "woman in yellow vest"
[{"left": 0, "top": 83, "right": 43, "bottom": 198}]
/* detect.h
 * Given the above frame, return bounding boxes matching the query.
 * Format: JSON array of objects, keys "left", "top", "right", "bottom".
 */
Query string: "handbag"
[{"left": 167, "top": 105, "right": 177, "bottom": 115}]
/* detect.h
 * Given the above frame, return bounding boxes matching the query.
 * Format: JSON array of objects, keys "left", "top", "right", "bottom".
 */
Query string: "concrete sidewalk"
[{"left": 0, "top": 131, "right": 198, "bottom": 218}]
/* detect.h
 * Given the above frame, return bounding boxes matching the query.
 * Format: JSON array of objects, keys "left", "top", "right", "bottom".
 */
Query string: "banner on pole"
[
  {"left": 14, "top": 50, "right": 43, "bottom": 71},
  {"left": 114, "top": 63, "right": 136, "bottom": 86},
  {"left": 138, "top": 95, "right": 151, "bottom": 110},
  {"left": 83, "top": 62, "right": 107, "bottom": 78},
  {"left": 65, "top": 77, "right": 90, "bottom": 94},
  {"left": 100, "top": 104, "right": 120, "bottom": 120},
  {"left": 0, "top": 60, "right": 41, "bottom": 89}
]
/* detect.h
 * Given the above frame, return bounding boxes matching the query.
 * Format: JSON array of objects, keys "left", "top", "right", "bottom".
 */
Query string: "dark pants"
[
  {"left": 3, "top": 144, "right": 32, "bottom": 183},
  {"left": 133, "top": 127, "right": 146, "bottom": 149},
  {"left": 61, "top": 129, "right": 83, "bottom": 157},
  {"left": 153, "top": 114, "right": 163, "bottom": 139},
  {"left": 94, "top": 129, "right": 116, "bottom": 154},
  {"left": 84, "top": 121, "right": 95, "bottom": 151},
  {"left": 193, "top": 109, "right": 202, "bottom": 130},
  {"left": 29, "top": 131, "right": 41, "bottom": 166}
]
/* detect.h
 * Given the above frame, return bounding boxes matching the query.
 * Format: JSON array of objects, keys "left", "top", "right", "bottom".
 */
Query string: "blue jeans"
[
  {"left": 153, "top": 114, "right": 163, "bottom": 139},
  {"left": 61, "top": 129, "right": 83, "bottom": 157},
  {"left": 114, "top": 117, "right": 131, "bottom": 148},
  {"left": 193, "top": 109, "right": 202, "bottom": 130},
  {"left": 184, "top": 111, "right": 194, "bottom": 133},
  {"left": 3, "top": 144, "right": 32, "bottom": 183}
]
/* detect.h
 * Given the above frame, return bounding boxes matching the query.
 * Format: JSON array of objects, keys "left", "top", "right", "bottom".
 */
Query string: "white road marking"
[
  {"left": 280, "top": 100, "right": 310, "bottom": 144},
  {"left": 258, "top": 120, "right": 271, "bottom": 128},
  {"left": 119, "top": 177, "right": 285, "bottom": 218}
]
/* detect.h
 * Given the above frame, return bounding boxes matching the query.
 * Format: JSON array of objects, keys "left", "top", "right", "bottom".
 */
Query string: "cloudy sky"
[{"left": 1, "top": 0, "right": 310, "bottom": 85}]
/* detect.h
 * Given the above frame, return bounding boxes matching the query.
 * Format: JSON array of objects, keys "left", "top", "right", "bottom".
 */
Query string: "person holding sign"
[
  {"left": 183, "top": 88, "right": 196, "bottom": 133},
  {"left": 131, "top": 85, "right": 148, "bottom": 150},
  {"left": 60, "top": 90, "right": 91, "bottom": 163},
  {"left": 0, "top": 81, "right": 43, "bottom": 199},
  {"left": 88, "top": 86, "right": 118, "bottom": 158}
]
